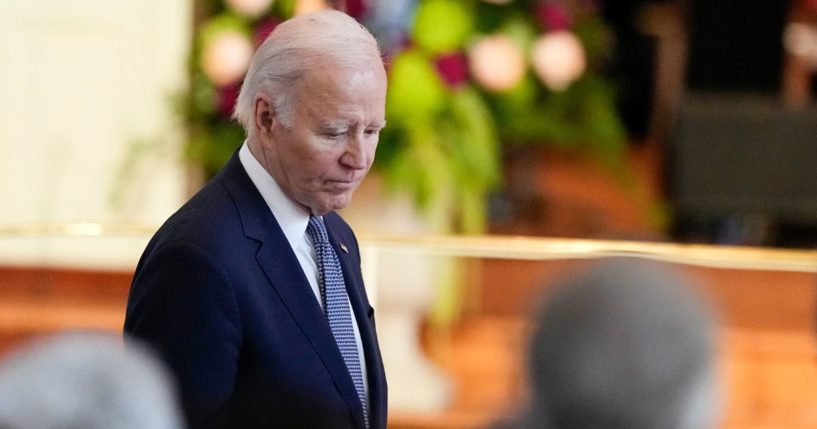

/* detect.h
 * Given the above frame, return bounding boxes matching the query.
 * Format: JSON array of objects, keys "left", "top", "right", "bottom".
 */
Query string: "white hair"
[
  {"left": 233, "top": 9, "right": 383, "bottom": 135},
  {"left": 0, "top": 332, "right": 183, "bottom": 429}
]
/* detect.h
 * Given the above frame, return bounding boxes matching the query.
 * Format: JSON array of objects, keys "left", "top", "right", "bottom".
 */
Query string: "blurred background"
[{"left": 1, "top": 0, "right": 817, "bottom": 428}]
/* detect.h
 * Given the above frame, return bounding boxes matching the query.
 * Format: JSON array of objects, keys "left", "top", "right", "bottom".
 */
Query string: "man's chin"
[{"left": 312, "top": 193, "right": 354, "bottom": 215}]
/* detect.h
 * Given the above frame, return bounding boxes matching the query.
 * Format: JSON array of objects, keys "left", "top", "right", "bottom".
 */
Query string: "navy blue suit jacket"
[{"left": 124, "top": 151, "right": 387, "bottom": 429}]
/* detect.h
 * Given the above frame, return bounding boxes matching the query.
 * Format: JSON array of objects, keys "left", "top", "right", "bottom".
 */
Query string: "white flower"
[
  {"left": 531, "top": 31, "right": 587, "bottom": 91},
  {"left": 784, "top": 22, "right": 817, "bottom": 69},
  {"left": 226, "top": 0, "right": 274, "bottom": 18},
  {"left": 201, "top": 31, "right": 254, "bottom": 86},
  {"left": 468, "top": 35, "right": 526, "bottom": 92}
]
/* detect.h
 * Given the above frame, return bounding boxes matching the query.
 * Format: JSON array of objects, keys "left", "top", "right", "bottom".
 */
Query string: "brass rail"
[
  {"left": 1, "top": 223, "right": 815, "bottom": 273},
  {"left": 358, "top": 233, "right": 817, "bottom": 273}
]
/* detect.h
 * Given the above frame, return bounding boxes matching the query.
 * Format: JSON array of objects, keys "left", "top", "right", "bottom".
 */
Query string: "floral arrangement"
[
  {"left": 184, "top": 0, "right": 627, "bottom": 233},
  {"left": 182, "top": 0, "right": 343, "bottom": 174}
]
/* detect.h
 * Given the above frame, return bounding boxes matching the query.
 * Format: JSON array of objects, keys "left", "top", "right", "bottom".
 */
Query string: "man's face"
[{"left": 261, "top": 59, "right": 387, "bottom": 215}]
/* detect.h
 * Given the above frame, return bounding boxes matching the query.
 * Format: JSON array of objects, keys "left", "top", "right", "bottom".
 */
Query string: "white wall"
[{"left": 0, "top": 0, "right": 191, "bottom": 269}]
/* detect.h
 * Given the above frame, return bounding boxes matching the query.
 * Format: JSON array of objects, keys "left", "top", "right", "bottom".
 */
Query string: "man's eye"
[
  {"left": 364, "top": 128, "right": 380, "bottom": 137},
  {"left": 325, "top": 131, "right": 345, "bottom": 139}
]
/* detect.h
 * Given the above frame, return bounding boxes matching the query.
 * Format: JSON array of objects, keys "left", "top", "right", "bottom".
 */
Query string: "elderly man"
[{"left": 124, "top": 10, "right": 387, "bottom": 429}]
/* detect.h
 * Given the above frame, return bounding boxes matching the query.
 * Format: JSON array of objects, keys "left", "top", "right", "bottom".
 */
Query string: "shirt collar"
[{"left": 238, "top": 141, "right": 311, "bottom": 245}]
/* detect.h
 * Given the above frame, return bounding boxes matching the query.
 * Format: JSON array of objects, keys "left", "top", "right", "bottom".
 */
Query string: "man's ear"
[{"left": 253, "top": 94, "right": 276, "bottom": 139}]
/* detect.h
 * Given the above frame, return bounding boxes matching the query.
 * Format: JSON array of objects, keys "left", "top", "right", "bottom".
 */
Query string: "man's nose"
[{"left": 340, "top": 134, "right": 368, "bottom": 169}]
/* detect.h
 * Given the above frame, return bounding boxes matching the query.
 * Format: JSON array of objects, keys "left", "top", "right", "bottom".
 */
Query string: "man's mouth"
[{"left": 326, "top": 179, "right": 357, "bottom": 190}]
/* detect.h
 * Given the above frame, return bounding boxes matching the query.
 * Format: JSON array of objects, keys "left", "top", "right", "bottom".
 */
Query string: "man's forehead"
[
  {"left": 303, "top": 52, "right": 384, "bottom": 74},
  {"left": 297, "top": 61, "right": 386, "bottom": 97}
]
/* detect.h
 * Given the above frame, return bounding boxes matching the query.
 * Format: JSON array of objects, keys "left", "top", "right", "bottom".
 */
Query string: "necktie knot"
[{"left": 307, "top": 216, "right": 330, "bottom": 245}]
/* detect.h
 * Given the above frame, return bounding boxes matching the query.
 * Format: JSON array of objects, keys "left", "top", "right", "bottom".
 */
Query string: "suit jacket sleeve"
[{"left": 124, "top": 241, "right": 242, "bottom": 429}]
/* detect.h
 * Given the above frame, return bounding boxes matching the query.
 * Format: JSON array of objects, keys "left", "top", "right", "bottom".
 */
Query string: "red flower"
[
  {"left": 217, "top": 82, "right": 241, "bottom": 119},
  {"left": 535, "top": 2, "right": 572, "bottom": 32},
  {"left": 344, "top": 0, "right": 369, "bottom": 20},
  {"left": 434, "top": 52, "right": 469, "bottom": 88},
  {"left": 254, "top": 18, "right": 281, "bottom": 47}
]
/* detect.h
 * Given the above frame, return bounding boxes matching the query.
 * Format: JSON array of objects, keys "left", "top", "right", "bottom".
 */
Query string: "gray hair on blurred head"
[
  {"left": 233, "top": 9, "right": 382, "bottom": 135},
  {"left": 528, "top": 257, "right": 721, "bottom": 429},
  {"left": 0, "top": 332, "right": 182, "bottom": 429}
]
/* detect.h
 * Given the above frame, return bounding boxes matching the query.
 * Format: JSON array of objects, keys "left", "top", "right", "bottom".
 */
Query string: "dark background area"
[
  {"left": 603, "top": 0, "right": 817, "bottom": 248},
  {"left": 686, "top": 0, "right": 792, "bottom": 92},
  {"left": 674, "top": 0, "right": 817, "bottom": 247}
]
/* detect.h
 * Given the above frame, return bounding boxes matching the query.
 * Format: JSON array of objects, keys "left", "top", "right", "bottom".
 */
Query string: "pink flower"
[
  {"left": 531, "top": 31, "right": 586, "bottom": 91},
  {"left": 217, "top": 82, "right": 241, "bottom": 119},
  {"left": 201, "top": 31, "right": 254, "bottom": 85},
  {"left": 468, "top": 36, "right": 526, "bottom": 91},
  {"left": 254, "top": 18, "right": 281, "bottom": 47},
  {"left": 435, "top": 52, "right": 469, "bottom": 88},
  {"left": 535, "top": 2, "right": 572, "bottom": 32}
]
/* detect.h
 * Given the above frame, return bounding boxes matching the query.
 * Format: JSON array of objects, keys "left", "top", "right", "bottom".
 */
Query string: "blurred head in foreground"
[
  {"left": 0, "top": 332, "right": 182, "bottom": 429},
  {"left": 524, "top": 258, "right": 721, "bottom": 429}
]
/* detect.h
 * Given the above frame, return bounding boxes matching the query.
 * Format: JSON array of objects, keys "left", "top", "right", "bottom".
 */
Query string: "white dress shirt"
[{"left": 238, "top": 142, "right": 369, "bottom": 403}]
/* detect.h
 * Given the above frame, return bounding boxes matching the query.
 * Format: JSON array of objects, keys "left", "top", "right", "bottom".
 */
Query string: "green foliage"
[
  {"left": 198, "top": 14, "right": 250, "bottom": 47},
  {"left": 177, "top": 0, "right": 629, "bottom": 234},
  {"left": 378, "top": 55, "right": 501, "bottom": 233},
  {"left": 412, "top": 0, "right": 475, "bottom": 54},
  {"left": 373, "top": 0, "right": 629, "bottom": 233},
  {"left": 385, "top": 50, "right": 447, "bottom": 122}
]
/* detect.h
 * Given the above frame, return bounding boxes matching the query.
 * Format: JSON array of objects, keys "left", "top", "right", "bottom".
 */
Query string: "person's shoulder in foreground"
[
  {"left": 0, "top": 332, "right": 182, "bottom": 429},
  {"left": 124, "top": 8, "right": 388, "bottom": 429}
]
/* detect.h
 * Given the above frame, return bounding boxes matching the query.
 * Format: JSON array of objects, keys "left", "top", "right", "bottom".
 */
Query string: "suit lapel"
[
  {"left": 218, "top": 152, "right": 366, "bottom": 429},
  {"left": 255, "top": 240, "right": 366, "bottom": 429}
]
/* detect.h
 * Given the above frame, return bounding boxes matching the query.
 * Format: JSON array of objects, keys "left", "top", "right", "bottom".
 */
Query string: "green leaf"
[
  {"left": 198, "top": 13, "right": 252, "bottom": 49},
  {"left": 447, "top": 87, "right": 501, "bottom": 188},
  {"left": 412, "top": 0, "right": 475, "bottom": 54},
  {"left": 386, "top": 50, "right": 447, "bottom": 124}
]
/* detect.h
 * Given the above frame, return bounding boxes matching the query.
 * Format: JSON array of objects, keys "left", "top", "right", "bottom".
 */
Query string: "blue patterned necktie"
[{"left": 307, "top": 216, "right": 369, "bottom": 428}]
